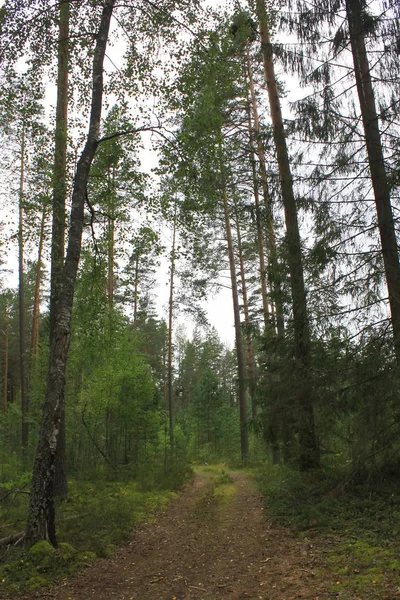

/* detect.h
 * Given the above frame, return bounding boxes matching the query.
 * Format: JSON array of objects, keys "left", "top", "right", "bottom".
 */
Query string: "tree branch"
[
  {"left": 81, "top": 408, "right": 113, "bottom": 467},
  {"left": 97, "top": 125, "right": 162, "bottom": 144}
]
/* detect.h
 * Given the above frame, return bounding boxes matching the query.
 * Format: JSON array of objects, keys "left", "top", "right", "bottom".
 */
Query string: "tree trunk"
[
  {"left": 3, "top": 324, "right": 8, "bottom": 412},
  {"left": 246, "top": 100, "right": 270, "bottom": 328},
  {"left": 246, "top": 46, "right": 284, "bottom": 338},
  {"left": 50, "top": 0, "right": 69, "bottom": 340},
  {"left": 133, "top": 251, "right": 139, "bottom": 328},
  {"left": 18, "top": 125, "right": 29, "bottom": 452},
  {"left": 233, "top": 198, "right": 257, "bottom": 421},
  {"left": 222, "top": 188, "right": 249, "bottom": 459},
  {"left": 107, "top": 167, "right": 115, "bottom": 309},
  {"left": 168, "top": 208, "right": 177, "bottom": 450},
  {"left": 25, "top": 0, "right": 116, "bottom": 548},
  {"left": 51, "top": 0, "right": 70, "bottom": 501},
  {"left": 31, "top": 206, "right": 47, "bottom": 356},
  {"left": 346, "top": 0, "right": 400, "bottom": 363},
  {"left": 246, "top": 52, "right": 289, "bottom": 461},
  {"left": 256, "top": 0, "right": 319, "bottom": 470},
  {"left": 107, "top": 214, "right": 115, "bottom": 308}
]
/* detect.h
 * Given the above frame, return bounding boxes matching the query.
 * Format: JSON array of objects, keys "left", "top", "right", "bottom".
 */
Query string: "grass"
[
  {"left": 255, "top": 463, "right": 400, "bottom": 599},
  {"left": 192, "top": 464, "right": 238, "bottom": 514},
  {"left": 0, "top": 479, "right": 179, "bottom": 596}
]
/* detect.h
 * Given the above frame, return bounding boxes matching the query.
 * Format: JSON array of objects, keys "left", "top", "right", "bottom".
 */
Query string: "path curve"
[{"left": 27, "top": 469, "right": 326, "bottom": 600}]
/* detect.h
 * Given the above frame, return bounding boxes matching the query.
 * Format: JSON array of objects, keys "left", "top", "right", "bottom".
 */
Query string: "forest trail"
[{"left": 30, "top": 468, "right": 326, "bottom": 600}]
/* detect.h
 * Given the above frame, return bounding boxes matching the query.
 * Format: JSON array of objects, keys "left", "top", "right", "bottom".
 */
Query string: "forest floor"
[
  {"left": 13, "top": 464, "right": 400, "bottom": 600},
  {"left": 17, "top": 466, "right": 335, "bottom": 600}
]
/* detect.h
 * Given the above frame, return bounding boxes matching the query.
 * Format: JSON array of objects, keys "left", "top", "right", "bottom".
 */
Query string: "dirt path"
[{"left": 29, "top": 468, "right": 327, "bottom": 600}]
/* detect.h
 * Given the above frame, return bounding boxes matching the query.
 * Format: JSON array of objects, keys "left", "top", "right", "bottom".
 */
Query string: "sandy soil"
[{"left": 22, "top": 469, "right": 330, "bottom": 600}]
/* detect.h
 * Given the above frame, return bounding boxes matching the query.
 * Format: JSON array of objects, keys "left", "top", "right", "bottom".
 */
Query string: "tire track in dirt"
[{"left": 26, "top": 468, "right": 328, "bottom": 600}]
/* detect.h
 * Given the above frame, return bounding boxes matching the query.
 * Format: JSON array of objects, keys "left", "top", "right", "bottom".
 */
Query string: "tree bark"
[
  {"left": 246, "top": 99, "right": 270, "bottom": 328},
  {"left": 3, "top": 324, "right": 8, "bottom": 413},
  {"left": 256, "top": 0, "right": 319, "bottom": 470},
  {"left": 346, "top": 0, "right": 400, "bottom": 363},
  {"left": 107, "top": 214, "right": 115, "bottom": 308},
  {"left": 233, "top": 198, "right": 257, "bottom": 421},
  {"left": 222, "top": 188, "right": 249, "bottom": 459},
  {"left": 50, "top": 0, "right": 69, "bottom": 339},
  {"left": 25, "top": 0, "right": 116, "bottom": 548},
  {"left": 133, "top": 250, "right": 139, "bottom": 328},
  {"left": 31, "top": 206, "right": 47, "bottom": 356},
  {"left": 168, "top": 208, "right": 177, "bottom": 450},
  {"left": 51, "top": 0, "right": 70, "bottom": 501},
  {"left": 246, "top": 52, "right": 289, "bottom": 461},
  {"left": 18, "top": 124, "right": 29, "bottom": 451},
  {"left": 246, "top": 47, "right": 285, "bottom": 338},
  {"left": 107, "top": 167, "right": 115, "bottom": 309}
]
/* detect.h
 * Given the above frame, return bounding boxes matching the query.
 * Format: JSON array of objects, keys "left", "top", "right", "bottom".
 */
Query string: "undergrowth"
[
  {"left": 0, "top": 476, "right": 186, "bottom": 596},
  {"left": 256, "top": 463, "right": 400, "bottom": 599}
]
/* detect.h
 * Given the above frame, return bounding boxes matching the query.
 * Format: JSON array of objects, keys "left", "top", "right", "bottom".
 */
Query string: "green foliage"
[
  {"left": 255, "top": 463, "right": 400, "bottom": 598},
  {"left": 2, "top": 5, "right": 400, "bottom": 599},
  {"left": 0, "top": 479, "right": 177, "bottom": 595},
  {"left": 57, "top": 480, "right": 177, "bottom": 557},
  {"left": 175, "top": 328, "right": 241, "bottom": 464}
]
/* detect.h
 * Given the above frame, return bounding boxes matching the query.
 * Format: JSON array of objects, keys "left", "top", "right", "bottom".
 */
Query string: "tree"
[
  {"left": 18, "top": 117, "right": 29, "bottom": 451},
  {"left": 50, "top": 0, "right": 70, "bottom": 500},
  {"left": 125, "top": 225, "right": 161, "bottom": 328},
  {"left": 221, "top": 187, "right": 249, "bottom": 458},
  {"left": 233, "top": 196, "right": 257, "bottom": 421},
  {"left": 164, "top": 29, "right": 251, "bottom": 458},
  {"left": 0, "top": 71, "right": 46, "bottom": 454},
  {"left": 254, "top": 0, "right": 320, "bottom": 470},
  {"left": 24, "top": 0, "right": 201, "bottom": 545},
  {"left": 25, "top": 0, "right": 117, "bottom": 548},
  {"left": 89, "top": 103, "right": 147, "bottom": 312},
  {"left": 345, "top": 0, "right": 400, "bottom": 363},
  {"left": 168, "top": 203, "right": 177, "bottom": 449}
]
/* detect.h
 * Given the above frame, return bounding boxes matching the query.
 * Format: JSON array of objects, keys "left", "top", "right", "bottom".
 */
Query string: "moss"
[
  {"left": 344, "top": 540, "right": 377, "bottom": 556},
  {"left": 26, "top": 575, "right": 48, "bottom": 592},
  {"left": 77, "top": 551, "right": 96, "bottom": 565},
  {"left": 217, "top": 470, "right": 234, "bottom": 485},
  {"left": 28, "top": 540, "right": 55, "bottom": 559},
  {"left": 255, "top": 464, "right": 400, "bottom": 599},
  {"left": 214, "top": 483, "right": 237, "bottom": 501},
  {"left": 58, "top": 542, "right": 77, "bottom": 559},
  {"left": 388, "top": 559, "right": 400, "bottom": 571},
  {"left": 329, "top": 571, "right": 384, "bottom": 594},
  {"left": 0, "top": 563, "right": 12, "bottom": 577},
  {"left": 0, "top": 478, "right": 183, "bottom": 596}
]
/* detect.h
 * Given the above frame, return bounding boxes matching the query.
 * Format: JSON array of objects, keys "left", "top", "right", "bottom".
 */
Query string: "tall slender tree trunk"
[
  {"left": 246, "top": 47, "right": 284, "bottom": 338},
  {"left": 51, "top": 0, "right": 70, "bottom": 501},
  {"left": 168, "top": 209, "right": 177, "bottom": 450},
  {"left": 163, "top": 342, "right": 167, "bottom": 410},
  {"left": 346, "top": 0, "right": 400, "bottom": 362},
  {"left": 31, "top": 206, "right": 47, "bottom": 356},
  {"left": 246, "top": 100, "right": 270, "bottom": 328},
  {"left": 50, "top": 0, "right": 69, "bottom": 341},
  {"left": 107, "top": 215, "right": 115, "bottom": 308},
  {"left": 233, "top": 198, "right": 257, "bottom": 421},
  {"left": 3, "top": 324, "right": 8, "bottom": 413},
  {"left": 107, "top": 167, "right": 115, "bottom": 309},
  {"left": 246, "top": 51, "right": 288, "bottom": 462},
  {"left": 256, "top": 0, "right": 319, "bottom": 470},
  {"left": 25, "top": 0, "right": 116, "bottom": 548},
  {"left": 222, "top": 188, "right": 249, "bottom": 459},
  {"left": 133, "top": 251, "right": 139, "bottom": 328},
  {"left": 18, "top": 125, "right": 29, "bottom": 452}
]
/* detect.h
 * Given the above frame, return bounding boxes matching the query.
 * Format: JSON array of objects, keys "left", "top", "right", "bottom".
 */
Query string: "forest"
[{"left": 0, "top": 0, "right": 400, "bottom": 597}]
